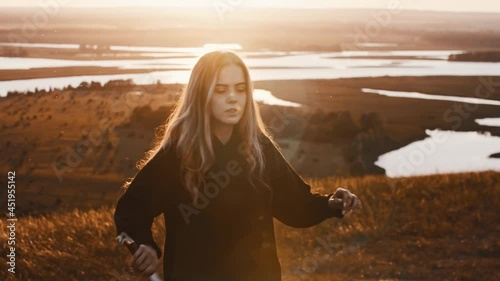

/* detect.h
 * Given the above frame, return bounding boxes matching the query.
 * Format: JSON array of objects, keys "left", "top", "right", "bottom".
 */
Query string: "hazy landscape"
[{"left": 0, "top": 6, "right": 499, "bottom": 281}]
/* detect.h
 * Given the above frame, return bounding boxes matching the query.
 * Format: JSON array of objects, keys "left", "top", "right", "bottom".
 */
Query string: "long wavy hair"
[{"left": 129, "top": 51, "right": 275, "bottom": 204}]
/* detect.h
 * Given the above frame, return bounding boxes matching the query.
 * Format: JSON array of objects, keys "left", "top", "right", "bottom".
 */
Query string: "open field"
[{"left": 0, "top": 171, "right": 498, "bottom": 281}]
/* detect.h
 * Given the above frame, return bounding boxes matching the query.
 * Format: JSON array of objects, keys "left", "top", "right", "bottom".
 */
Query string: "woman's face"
[{"left": 210, "top": 64, "right": 247, "bottom": 127}]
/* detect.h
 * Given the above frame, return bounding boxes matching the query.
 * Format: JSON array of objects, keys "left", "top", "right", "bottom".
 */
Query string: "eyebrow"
[{"left": 215, "top": 82, "right": 246, "bottom": 87}]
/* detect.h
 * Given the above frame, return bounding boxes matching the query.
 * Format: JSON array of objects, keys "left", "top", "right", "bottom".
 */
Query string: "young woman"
[{"left": 114, "top": 50, "right": 361, "bottom": 281}]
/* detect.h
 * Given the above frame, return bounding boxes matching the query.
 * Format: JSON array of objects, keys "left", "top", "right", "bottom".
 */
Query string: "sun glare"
[{"left": 202, "top": 44, "right": 242, "bottom": 51}]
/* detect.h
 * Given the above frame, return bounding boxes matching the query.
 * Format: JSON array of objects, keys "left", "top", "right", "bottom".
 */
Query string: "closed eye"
[
  {"left": 214, "top": 86, "right": 227, "bottom": 93},
  {"left": 214, "top": 83, "right": 246, "bottom": 94}
]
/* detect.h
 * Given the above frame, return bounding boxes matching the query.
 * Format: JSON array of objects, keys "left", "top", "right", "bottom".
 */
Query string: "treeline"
[
  {"left": 4, "top": 79, "right": 172, "bottom": 97},
  {"left": 1, "top": 46, "right": 28, "bottom": 57},
  {"left": 448, "top": 51, "right": 500, "bottom": 62},
  {"left": 125, "top": 104, "right": 398, "bottom": 175},
  {"left": 126, "top": 104, "right": 392, "bottom": 142}
]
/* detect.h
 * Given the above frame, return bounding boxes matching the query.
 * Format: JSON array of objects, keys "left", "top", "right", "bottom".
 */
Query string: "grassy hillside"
[
  {"left": 0, "top": 171, "right": 498, "bottom": 281},
  {"left": 1, "top": 76, "right": 499, "bottom": 214}
]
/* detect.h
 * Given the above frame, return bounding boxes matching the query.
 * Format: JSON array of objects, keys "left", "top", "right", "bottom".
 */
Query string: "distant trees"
[
  {"left": 119, "top": 102, "right": 396, "bottom": 176},
  {"left": 259, "top": 106, "right": 367, "bottom": 141},
  {"left": 127, "top": 105, "right": 173, "bottom": 129},
  {"left": 1, "top": 46, "right": 28, "bottom": 57},
  {"left": 248, "top": 105, "right": 393, "bottom": 147},
  {"left": 449, "top": 51, "right": 500, "bottom": 62},
  {"left": 104, "top": 79, "right": 134, "bottom": 88},
  {"left": 359, "top": 112, "right": 383, "bottom": 131},
  {"left": 5, "top": 78, "right": 170, "bottom": 97},
  {"left": 79, "top": 81, "right": 90, "bottom": 89},
  {"left": 6, "top": 91, "right": 21, "bottom": 97},
  {"left": 90, "top": 81, "right": 102, "bottom": 89}
]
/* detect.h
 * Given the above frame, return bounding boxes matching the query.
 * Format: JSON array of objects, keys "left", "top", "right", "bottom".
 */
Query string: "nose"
[{"left": 227, "top": 89, "right": 237, "bottom": 103}]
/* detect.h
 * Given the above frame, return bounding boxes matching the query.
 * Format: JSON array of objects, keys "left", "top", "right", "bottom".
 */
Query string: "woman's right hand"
[
  {"left": 130, "top": 244, "right": 160, "bottom": 277},
  {"left": 329, "top": 187, "right": 362, "bottom": 215}
]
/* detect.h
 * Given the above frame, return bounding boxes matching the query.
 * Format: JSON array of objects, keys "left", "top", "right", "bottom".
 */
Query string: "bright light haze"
[{"left": 1, "top": 0, "right": 500, "bottom": 13}]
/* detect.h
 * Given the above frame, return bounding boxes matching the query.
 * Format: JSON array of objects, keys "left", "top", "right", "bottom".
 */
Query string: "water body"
[
  {"left": 2, "top": 43, "right": 500, "bottom": 97},
  {"left": 0, "top": 42, "right": 242, "bottom": 53},
  {"left": 253, "top": 89, "right": 301, "bottom": 107},
  {"left": 475, "top": 118, "right": 500, "bottom": 127},
  {"left": 375, "top": 129, "right": 500, "bottom": 177},
  {"left": 2, "top": 56, "right": 500, "bottom": 96},
  {"left": 364, "top": 89, "right": 500, "bottom": 176},
  {"left": 362, "top": 88, "right": 500, "bottom": 106},
  {"left": 2, "top": 42, "right": 500, "bottom": 177}
]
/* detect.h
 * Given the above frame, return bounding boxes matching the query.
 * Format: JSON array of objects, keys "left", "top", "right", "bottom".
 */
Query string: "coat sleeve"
[
  {"left": 266, "top": 140, "right": 344, "bottom": 228},
  {"left": 113, "top": 149, "right": 169, "bottom": 259}
]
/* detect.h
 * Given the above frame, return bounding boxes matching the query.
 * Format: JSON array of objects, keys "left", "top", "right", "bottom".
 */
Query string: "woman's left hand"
[{"left": 328, "top": 187, "right": 362, "bottom": 215}]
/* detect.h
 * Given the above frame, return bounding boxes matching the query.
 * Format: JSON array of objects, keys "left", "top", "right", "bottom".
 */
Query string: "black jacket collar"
[{"left": 212, "top": 125, "right": 243, "bottom": 153}]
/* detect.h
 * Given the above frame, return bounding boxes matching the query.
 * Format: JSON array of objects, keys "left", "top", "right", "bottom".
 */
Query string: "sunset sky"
[{"left": 1, "top": 0, "right": 500, "bottom": 13}]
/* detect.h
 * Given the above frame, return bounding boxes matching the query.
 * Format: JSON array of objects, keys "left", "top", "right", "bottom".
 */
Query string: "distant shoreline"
[
  {"left": 2, "top": 6, "right": 500, "bottom": 15},
  {"left": 449, "top": 51, "right": 500, "bottom": 62}
]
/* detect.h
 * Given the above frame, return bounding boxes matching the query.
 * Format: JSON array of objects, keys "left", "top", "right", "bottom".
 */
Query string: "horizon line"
[{"left": 0, "top": 5, "right": 500, "bottom": 15}]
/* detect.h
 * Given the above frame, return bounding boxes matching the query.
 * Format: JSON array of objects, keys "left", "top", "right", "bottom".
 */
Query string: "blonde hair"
[{"left": 130, "top": 51, "right": 275, "bottom": 203}]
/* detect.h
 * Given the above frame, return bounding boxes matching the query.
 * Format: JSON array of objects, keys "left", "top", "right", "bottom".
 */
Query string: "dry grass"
[{"left": 1, "top": 171, "right": 498, "bottom": 281}]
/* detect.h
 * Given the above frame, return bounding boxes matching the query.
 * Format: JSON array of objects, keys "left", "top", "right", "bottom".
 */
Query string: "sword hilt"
[{"left": 116, "top": 232, "right": 139, "bottom": 254}]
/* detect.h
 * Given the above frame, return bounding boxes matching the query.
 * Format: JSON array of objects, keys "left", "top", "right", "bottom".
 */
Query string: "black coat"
[{"left": 114, "top": 129, "right": 344, "bottom": 281}]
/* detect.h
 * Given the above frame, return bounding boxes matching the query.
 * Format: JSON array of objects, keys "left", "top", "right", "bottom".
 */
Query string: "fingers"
[
  {"left": 343, "top": 193, "right": 354, "bottom": 211},
  {"left": 136, "top": 253, "right": 150, "bottom": 272},
  {"left": 130, "top": 245, "right": 147, "bottom": 267},
  {"left": 333, "top": 187, "right": 349, "bottom": 199},
  {"left": 143, "top": 263, "right": 158, "bottom": 276},
  {"left": 130, "top": 247, "right": 142, "bottom": 267},
  {"left": 130, "top": 244, "right": 159, "bottom": 276},
  {"left": 349, "top": 195, "right": 362, "bottom": 214},
  {"left": 352, "top": 196, "right": 363, "bottom": 212},
  {"left": 334, "top": 187, "right": 362, "bottom": 215},
  {"left": 328, "top": 197, "right": 344, "bottom": 210}
]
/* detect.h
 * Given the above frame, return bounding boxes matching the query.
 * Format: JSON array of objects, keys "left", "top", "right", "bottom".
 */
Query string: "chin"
[
  {"left": 224, "top": 119, "right": 240, "bottom": 125},
  {"left": 220, "top": 116, "right": 242, "bottom": 125}
]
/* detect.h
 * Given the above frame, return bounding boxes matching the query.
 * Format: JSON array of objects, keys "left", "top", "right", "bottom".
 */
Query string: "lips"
[{"left": 225, "top": 108, "right": 238, "bottom": 113}]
